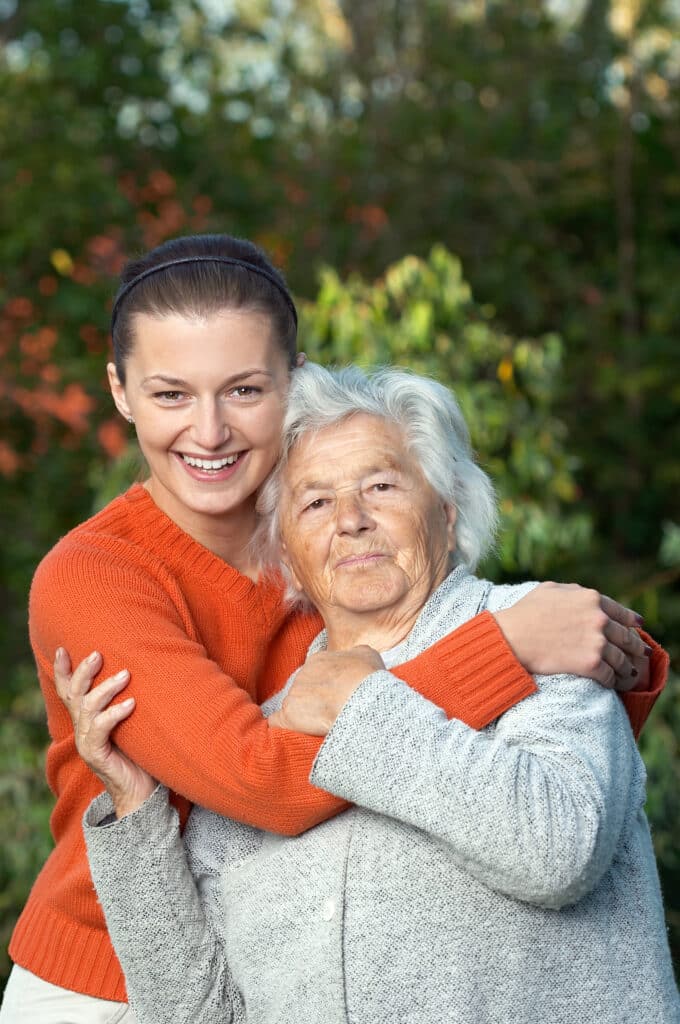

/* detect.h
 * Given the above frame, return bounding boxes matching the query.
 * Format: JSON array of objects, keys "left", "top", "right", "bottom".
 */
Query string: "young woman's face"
[{"left": 108, "top": 308, "right": 290, "bottom": 541}]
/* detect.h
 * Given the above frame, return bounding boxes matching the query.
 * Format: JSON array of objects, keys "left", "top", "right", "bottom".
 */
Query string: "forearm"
[
  {"left": 32, "top": 553, "right": 345, "bottom": 835},
  {"left": 84, "top": 788, "right": 240, "bottom": 1024},
  {"left": 392, "top": 610, "right": 536, "bottom": 727},
  {"left": 311, "top": 671, "right": 632, "bottom": 907}
]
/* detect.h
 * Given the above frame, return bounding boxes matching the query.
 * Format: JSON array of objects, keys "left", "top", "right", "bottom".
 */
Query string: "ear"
[
  {"left": 444, "top": 503, "right": 457, "bottom": 553},
  {"left": 279, "top": 538, "right": 304, "bottom": 593},
  {"left": 107, "top": 362, "right": 132, "bottom": 422}
]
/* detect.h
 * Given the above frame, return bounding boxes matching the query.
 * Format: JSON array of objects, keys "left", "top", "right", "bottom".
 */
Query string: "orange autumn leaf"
[
  {"left": 97, "top": 418, "right": 127, "bottom": 458},
  {"left": 5, "top": 297, "right": 35, "bottom": 319},
  {"left": 0, "top": 440, "right": 20, "bottom": 476}
]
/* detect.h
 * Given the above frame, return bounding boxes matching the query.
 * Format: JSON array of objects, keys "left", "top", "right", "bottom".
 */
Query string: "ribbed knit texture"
[{"left": 10, "top": 483, "right": 556, "bottom": 1001}]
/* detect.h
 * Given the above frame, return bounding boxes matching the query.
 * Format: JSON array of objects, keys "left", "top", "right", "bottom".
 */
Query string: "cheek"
[
  {"left": 393, "top": 508, "right": 448, "bottom": 574},
  {"left": 244, "top": 402, "right": 285, "bottom": 450}
]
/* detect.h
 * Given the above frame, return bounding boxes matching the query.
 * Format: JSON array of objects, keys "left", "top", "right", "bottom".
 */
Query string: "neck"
[
  {"left": 144, "top": 481, "right": 259, "bottom": 577},
  {"left": 324, "top": 603, "right": 423, "bottom": 653}
]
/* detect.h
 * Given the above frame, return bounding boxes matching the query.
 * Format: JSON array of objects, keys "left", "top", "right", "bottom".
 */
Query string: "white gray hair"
[{"left": 255, "top": 362, "right": 498, "bottom": 602}]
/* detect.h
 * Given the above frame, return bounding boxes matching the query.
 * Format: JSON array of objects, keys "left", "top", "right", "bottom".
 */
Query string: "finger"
[
  {"left": 90, "top": 699, "right": 136, "bottom": 737},
  {"left": 600, "top": 596, "right": 643, "bottom": 629},
  {"left": 612, "top": 670, "right": 641, "bottom": 693},
  {"left": 54, "top": 647, "right": 73, "bottom": 700},
  {"left": 65, "top": 651, "right": 102, "bottom": 701},
  {"left": 588, "top": 661, "right": 617, "bottom": 688},
  {"left": 76, "top": 700, "right": 135, "bottom": 766},
  {"left": 78, "top": 671, "right": 130, "bottom": 718},
  {"left": 604, "top": 621, "right": 646, "bottom": 659},
  {"left": 600, "top": 641, "right": 632, "bottom": 678}
]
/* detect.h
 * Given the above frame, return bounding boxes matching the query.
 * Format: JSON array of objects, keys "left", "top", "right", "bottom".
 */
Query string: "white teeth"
[{"left": 181, "top": 454, "right": 239, "bottom": 470}]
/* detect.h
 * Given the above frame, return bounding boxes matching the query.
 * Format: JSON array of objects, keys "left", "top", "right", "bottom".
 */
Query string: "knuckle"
[{"left": 584, "top": 655, "right": 602, "bottom": 675}]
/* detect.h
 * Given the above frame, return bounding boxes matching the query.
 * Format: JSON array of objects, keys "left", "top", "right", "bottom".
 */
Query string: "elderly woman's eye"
[
  {"left": 304, "top": 498, "right": 327, "bottom": 512},
  {"left": 372, "top": 482, "right": 393, "bottom": 492}
]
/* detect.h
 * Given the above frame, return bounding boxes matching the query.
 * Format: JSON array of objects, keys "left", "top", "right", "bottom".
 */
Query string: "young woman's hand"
[
  {"left": 54, "top": 648, "right": 158, "bottom": 817},
  {"left": 494, "top": 582, "right": 650, "bottom": 690}
]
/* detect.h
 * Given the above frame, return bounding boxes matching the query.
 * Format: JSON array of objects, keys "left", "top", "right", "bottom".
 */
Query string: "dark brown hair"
[{"left": 111, "top": 234, "right": 298, "bottom": 382}]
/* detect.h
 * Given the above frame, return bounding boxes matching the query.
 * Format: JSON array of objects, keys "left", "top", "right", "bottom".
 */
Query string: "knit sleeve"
[
  {"left": 391, "top": 615, "right": 667, "bottom": 738},
  {"left": 619, "top": 630, "right": 669, "bottom": 739},
  {"left": 30, "top": 541, "right": 344, "bottom": 836},
  {"left": 390, "top": 611, "right": 537, "bottom": 728},
  {"left": 310, "top": 669, "right": 636, "bottom": 909},
  {"left": 83, "top": 788, "right": 242, "bottom": 1024}
]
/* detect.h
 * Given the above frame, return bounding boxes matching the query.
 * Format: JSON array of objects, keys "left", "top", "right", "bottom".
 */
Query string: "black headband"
[{"left": 110, "top": 255, "right": 298, "bottom": 332}]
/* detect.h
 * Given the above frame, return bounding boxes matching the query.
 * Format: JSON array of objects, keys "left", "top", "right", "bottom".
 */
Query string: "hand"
[
  {"left": 54, "top": 648, "right": 158, "bottom": 817},
  {"left": 494, "top": 582, "right": 649, "bottom": 690},
  {"left": 269, "top": 646, "right": 385, "bottom": 735}
]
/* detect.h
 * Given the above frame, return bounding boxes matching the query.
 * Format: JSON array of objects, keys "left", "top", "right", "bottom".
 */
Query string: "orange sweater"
[{"left": 10, "top": 484, "right": 665, "bottom": 1001}]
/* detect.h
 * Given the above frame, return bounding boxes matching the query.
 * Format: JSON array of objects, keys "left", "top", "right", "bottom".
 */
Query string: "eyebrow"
[{"left": 140, "top": 369, "right": 274, "bottom": 388}]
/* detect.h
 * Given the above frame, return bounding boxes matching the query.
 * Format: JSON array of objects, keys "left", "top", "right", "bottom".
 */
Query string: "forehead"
[
  {"left": 128, "top": 309, "right": 282, "bottom": 371},
  {"left": 284, "top": 413, "right": 415, "bottom": 488}
]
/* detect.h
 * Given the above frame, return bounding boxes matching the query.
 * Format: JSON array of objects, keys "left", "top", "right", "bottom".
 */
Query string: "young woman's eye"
[
  {"left": 154, "top": 391, "right": 185, "bottom": 402},
  {"left": 231, "top": 385, "right": 262, "bottom": 399}
]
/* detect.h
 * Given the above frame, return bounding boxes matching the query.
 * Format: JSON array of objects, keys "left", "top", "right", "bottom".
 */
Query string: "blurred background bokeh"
[{"left": 1, "top": 0, "right": 678, "bottom": 985}]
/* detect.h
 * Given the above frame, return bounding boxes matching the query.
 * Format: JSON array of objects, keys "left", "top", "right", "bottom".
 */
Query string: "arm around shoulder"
[{"left": 31, "top": 538, "right": 345, "bottom": 834}]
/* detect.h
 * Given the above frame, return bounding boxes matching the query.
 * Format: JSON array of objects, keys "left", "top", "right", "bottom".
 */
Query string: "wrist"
[{"left": 493, "top": 606, "right": 528, "bottom": 668}]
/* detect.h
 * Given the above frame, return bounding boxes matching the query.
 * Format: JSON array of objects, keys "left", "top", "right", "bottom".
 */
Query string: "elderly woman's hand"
[
  {"left": 269, "top": 646, "right": 386, "bottom": 735},
  {"left": 494, "top": 582, "right": 649, "bottom": 690},
  {"left": 54, "top": 648, "right": 158, "bottom": 817}
]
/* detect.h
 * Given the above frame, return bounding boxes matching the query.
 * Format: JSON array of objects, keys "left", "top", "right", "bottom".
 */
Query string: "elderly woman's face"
[{"left": 279, "top": 414, "right": 457, "bottom": 623}]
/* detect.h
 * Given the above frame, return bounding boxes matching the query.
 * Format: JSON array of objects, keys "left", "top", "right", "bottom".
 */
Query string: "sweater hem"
[{"left": 9, "top": 900, "right": 127, "bottom": 1002}]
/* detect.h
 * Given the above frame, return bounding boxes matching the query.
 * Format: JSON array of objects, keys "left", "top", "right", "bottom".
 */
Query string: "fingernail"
[
  {"left": 87, "top": 651, "right": 100, "bottom": 664},
  {"left": 114, "top": 670, "right": 129, "bottom": 681},
  {"left": 55, "top": 647, "right": 65, "bottom": 660},
  {"left": 631, "top": 668, "right": 638, "bottom": 677},
  {"left": 643, "top": 645, "right": 652, "bottom": 657},
  {"left": 634, "top": 613, "right": 644, "bottom": 626},
  {"left": 121, "top": 698, "right": 135, "bottom": 708}
]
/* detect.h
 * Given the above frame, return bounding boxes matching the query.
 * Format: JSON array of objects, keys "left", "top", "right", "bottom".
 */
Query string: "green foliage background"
[{"left": 1, "top": 0, "right": 678, "bottom": 986}]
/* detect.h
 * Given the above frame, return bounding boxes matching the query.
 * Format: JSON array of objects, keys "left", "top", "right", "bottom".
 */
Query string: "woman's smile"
[{"left": 174, "top": 449, "right": 248, "bottom": 481}]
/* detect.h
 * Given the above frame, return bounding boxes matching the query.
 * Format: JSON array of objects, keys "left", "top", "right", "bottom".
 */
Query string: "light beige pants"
[{"left": 0, "top": 965, "right": 135, "bottom": 1024}]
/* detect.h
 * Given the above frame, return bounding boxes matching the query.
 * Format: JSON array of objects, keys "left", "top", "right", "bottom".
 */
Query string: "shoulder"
[
  {"left": 29, "top": 487, "right": 186, "bottom": 644},
  {"left": 31, "top": 485, "right": 172, "bottom": 591}
]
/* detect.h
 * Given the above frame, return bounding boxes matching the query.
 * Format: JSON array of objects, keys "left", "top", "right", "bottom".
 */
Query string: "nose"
[
  {"left": 191, "top": 399, "right": 231, "bottom": 450},
  {"left": 335, "top": 490, "right": 374, "bottom": 536}
]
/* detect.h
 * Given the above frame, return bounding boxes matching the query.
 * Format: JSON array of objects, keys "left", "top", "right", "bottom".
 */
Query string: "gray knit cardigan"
[{"left": 84, "top": 567, "right": 679, "bottom": 1024}]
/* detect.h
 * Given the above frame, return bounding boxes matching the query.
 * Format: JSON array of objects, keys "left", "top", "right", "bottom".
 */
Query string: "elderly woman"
[{"left": 72, "top": 364, "right": 677, "bottom": 1023}]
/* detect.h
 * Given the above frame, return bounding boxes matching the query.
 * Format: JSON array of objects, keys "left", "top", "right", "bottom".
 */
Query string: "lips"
[{"left": 335, "top": 552, "right": 387, "bottom": 569}]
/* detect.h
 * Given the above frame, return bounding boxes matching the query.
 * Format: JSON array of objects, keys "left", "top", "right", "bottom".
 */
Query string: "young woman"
[{"left": 1, "top": 234, "right": 662, "bottom": 1023}]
